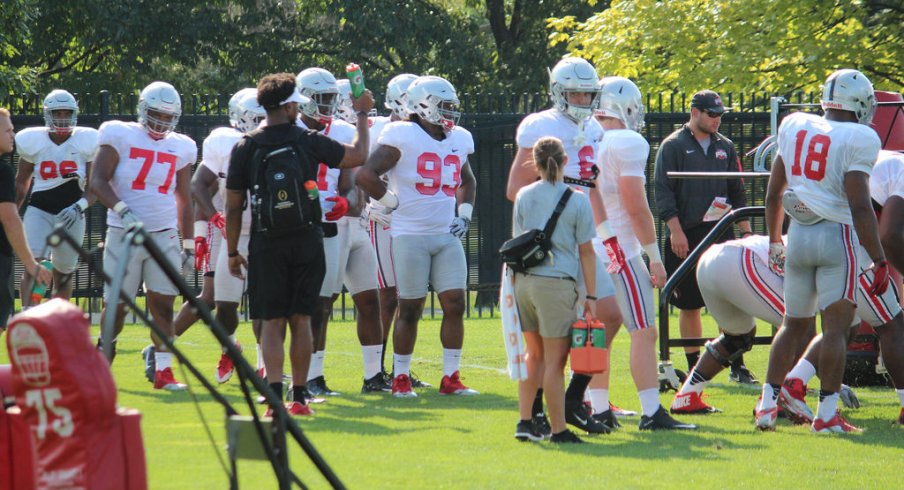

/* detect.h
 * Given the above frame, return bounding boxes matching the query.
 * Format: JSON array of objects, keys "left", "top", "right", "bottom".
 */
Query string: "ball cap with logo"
[{"left": 690, "top": 90, "right": 727, "bottom": 114}]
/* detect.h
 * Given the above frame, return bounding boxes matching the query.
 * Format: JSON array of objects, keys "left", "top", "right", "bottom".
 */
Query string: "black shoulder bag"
[{"left": 499, "top": 188, "right": 573, "bottom": 273}]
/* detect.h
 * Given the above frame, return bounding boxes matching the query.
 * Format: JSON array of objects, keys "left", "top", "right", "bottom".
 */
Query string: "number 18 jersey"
[
  {"left": 99, "top": 121, "right": 197, "bottom": 231},
  {"left": 379, "top": 121, "right": 474, "bottom": 237},
  {"left": 776, "top": 112, "right": 880, "bottom": 224}
]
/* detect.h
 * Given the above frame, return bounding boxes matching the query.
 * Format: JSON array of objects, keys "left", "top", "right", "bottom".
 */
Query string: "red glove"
[
  {"left": 603, "top": 236, "right": 627, "bottom": 274},
  {"left": 867, "top": 260, "right": 890, "bottom": 296},
  {"left": 325, "top": 196, "right": 349, "bottom": 221},
  {"left": 209, "top": 212, "right": 226, "bottom": 237},
  {"left": 579, "top": 164, "right": 600, "bottom": 181},
  {"left": 194, "top": 236, "right": 209, "bottom": 271}
]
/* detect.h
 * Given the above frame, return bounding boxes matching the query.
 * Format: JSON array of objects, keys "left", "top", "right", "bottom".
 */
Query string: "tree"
[
  {"left": 0, "top": 0, "right": 39, "bottom": 99},
  {"left": 548, "top": 0, "right": 904, "bottom": 99}
]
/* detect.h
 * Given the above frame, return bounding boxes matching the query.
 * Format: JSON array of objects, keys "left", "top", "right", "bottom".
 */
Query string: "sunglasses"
[{"left": 701, "top": 109, "right": 723, "bottom": 118}]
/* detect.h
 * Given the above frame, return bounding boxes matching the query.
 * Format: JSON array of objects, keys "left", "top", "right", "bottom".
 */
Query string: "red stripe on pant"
[
  {"left": 743, "top": 249, "right": 784, "bottom": 316},
  {"left": 620, "top": 259, "right": 649, "bottom": 329}
]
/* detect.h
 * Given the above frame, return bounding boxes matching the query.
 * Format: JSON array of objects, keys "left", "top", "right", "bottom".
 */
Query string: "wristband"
[
  {"left": 458, "top": 203, "right": 473, "bottom": 221},
  {"left": 596, "top": 220, "right": 614, "bottom": 240},
  {"left": 182, "top": 239, "right": 194, "bottom": 251},
  {"left": 642, "top": 242, "right": 662, "bottom": 264},
  {"left": 228, "top": 250, "right": 240, "bottom": 258},
  {"left": 194, "top": 220, "right": 208, "bottom": 238},
  {"left": 741, "top": 231, "right": 754, "bottom": 238},
  {"left": 113, "top": 201, "right": 129, "bottom": 215},
  {"left": 586, "top": 295, "right": 598, "bottom": 301},
  {"left": 378, "top": 190, "right": 399, "bottom": 209},
  {"left": 75, "top": 198, "right": 88, "bottom": 212}
]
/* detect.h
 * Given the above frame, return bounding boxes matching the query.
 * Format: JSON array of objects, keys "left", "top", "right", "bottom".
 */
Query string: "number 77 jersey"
[
  {"left": 379, "top": 121, "right": 474, "bottom": 237},
  {"left": 776, "top": 112, "right": 880, "bottom": 225},
  {"left": 98, "top": 120, "right": 197, "bottom": 231}
]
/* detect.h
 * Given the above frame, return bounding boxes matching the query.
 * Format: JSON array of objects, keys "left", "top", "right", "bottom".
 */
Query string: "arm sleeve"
[
  {"left": 225, "top": 138, "right": 252, "bottom": 192},
  {"left": 654, "top": 140, "right": 679, "bottom": 221},
  {"left": 726, "top": 146, "right": 747, "bottom": 208},
  {"left": 306, "top": 131, "right": 346, "bottom": 169}
]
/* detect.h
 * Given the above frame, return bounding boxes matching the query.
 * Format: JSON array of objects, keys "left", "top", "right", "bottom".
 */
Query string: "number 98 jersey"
[
  {"left": 776, "top": 112, "right": 880, "bottom": 225},
  {"left": 98, "top": 121, "right": 197, "bottom": 231},
  {"left": 14, "top": 126, "right": 98, "bottom": 192},
  {"left": 378, "top": 121, "right": 474, "bottom": 237},
  {"left": 516, "top": 109, "right": 604, "bottom": 182}
]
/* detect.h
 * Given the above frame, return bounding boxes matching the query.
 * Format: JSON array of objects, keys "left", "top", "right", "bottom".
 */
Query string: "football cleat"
[
  {"left": 141, "top": 344, "right": 156, "bottom": 383},
  {"left": 307, "top": 376, "right": 341, "bottom": 396},
  {"left": 670, "top": 392, "right": 721, "bottom": 414},
  {"left": 565, "top": 400, "right": 611, "bottom": 434},
  {"left": 592, "top": 409, "right": 620, "bottom": 430},
  {"left": 96, "top": 337, "right": 117, "bottom": 362},
  {"left": 515, "top": 420, "right": 544, "bottom": 442},
  {"left": 154, "top": 368, "right": 187, "bottom": 391},
  {"left": 439, "top": 371, "right": 479, "bottom": 396},
  {"left": 754, "top": 406, "right": 779, "bottom": 431},
  {"left": 610, "top": 401, "right": 637, "bottom": 417},
  {"left": 410, "top": 371, "right": 432, "bottom": 388},
  {"left": 215, "top": 342, "right": 242, "bottom": 384},
  {"left": 639, "top": 406, "right": 697, "bottom": 430},
  {"left": 361, "top": 372, "right": 392, "bottom": 393},
  {"left": 550, "top": 429, "right": 584, "bottom": 444},
  {"left": 532, "top": 412, "right": 552, "bottom": 439},
  {"left": 265, "top": 401, "right": 314, "bottom": 418},
  {"left": 392, "top": 374, "right": 418, "bottom": 398},
  {"left": 812, "top": 411, "right": 862, "bottom": 433},
  {"left": 779, "top": 378, "right": 814, "bottom": 424},
  {"left": 729, "top": 365, "right": 758, "bottom": 384}
]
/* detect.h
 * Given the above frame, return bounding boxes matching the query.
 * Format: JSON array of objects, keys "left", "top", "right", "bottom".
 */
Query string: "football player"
[
  {"left": 758, "top": 69, "right": 888, "bottom": 432},
  {"left": 506, "top": 57, "right": 626, "bottom": 436},
  {"left": 356, "top": 75, "right": 478, "bottom": 398},
  {"left": 14, "top": 90, "right": 97, "bottom": 306},
  {"left": 590, "top": 77, "right": 694, "bottom": 431},
  {"left": 92, "top": 81, "right": 197, "bottom": 391}
]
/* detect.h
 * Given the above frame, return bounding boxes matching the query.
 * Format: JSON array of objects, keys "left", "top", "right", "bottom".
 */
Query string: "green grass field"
[{"left": 3, "top": 312, "right": 903, "bottom": 489}]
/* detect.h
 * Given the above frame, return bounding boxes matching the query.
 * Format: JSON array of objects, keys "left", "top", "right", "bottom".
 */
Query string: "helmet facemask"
[
  {"left": 45, "top": 109, "right": 77, "bottom": 135},
  {"left": 139, "top": 105, "right": 180, "bottom": 140},
  {"left": 301, "top": 91, "right": 339, "bottom": 125},
  {"left": 414, "top": 96, "right": 460, "bottom": 131}
]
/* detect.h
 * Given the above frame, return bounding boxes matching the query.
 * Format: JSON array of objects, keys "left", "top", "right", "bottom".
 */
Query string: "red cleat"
[
  {"left": 812, "top": 411, "right": 861, "bottom": 433},
  {"left": 439, "top": 371, "right": 479, "bottom": 396},
  {"left": 264, "top": 401, "right": 314, "bottom": 417},
  {"left": 392, "top": 374, "right": 417, "bottom": 398},
  {"left": 779, "top": 377, "right": 813, "bottom": 424},
  {"left": 154, "top": 367, "right": 187, "bottom": 391},
  {"left": 670, "top": 392, "right": 721, "bottom": 414}
]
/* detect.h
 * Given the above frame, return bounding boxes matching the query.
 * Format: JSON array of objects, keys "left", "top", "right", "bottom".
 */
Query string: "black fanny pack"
[{"left": 499, "top": 188, "right": 573, "bottom": 272}]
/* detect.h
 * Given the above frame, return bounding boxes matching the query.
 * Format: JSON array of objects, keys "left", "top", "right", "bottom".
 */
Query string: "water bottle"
[
  {"left": 589, "top": 319, "right": 606, "bottom": 349},
  {"left": 304, "top": 180, "right": 319, "bottom": 200},
  {"left": 570, "top": 321, "right": 586, "bottom": 349},
  {"left": 346, "top": 63, "right": 366, "bottom": 98},
  {"left": 30, "top": 260, "right": 53, "bottom": 305}
]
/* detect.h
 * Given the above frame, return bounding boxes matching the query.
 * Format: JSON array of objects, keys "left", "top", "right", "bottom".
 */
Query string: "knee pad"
[{"left": 705, "top": 331, "right": 755, "bottom": 367}]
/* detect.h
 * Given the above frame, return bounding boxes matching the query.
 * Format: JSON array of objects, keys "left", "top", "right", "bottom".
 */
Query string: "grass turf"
[{"left": 3, "top": 312, "right": 903, "bottom": 489}]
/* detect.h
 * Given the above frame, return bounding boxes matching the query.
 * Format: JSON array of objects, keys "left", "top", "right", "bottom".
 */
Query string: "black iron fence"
[{"left": 4, "top": 91, "right": 796, "bottom": 318}]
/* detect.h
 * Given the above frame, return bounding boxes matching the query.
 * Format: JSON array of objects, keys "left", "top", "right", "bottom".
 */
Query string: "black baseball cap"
[{"left": 690, "top": 90, "right": 726, "bottom": 113}]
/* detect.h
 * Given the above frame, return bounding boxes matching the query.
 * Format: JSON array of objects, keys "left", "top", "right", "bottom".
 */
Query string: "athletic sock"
[
  {"left": 565, "top": 373, "right": 591, "bottom": 402},
  {"left": 155, "top": 351, "right": 173, "bottom": 371},
  {"left": 442, "top": 348, "right": 462, "bottom": 377},
  {"left": 786, "top": 359, "right": 817, "bottom": 385},
  {"left": 291, "top": 385, "right": 308, "bottom": 404},
  {"left": 255, "top": 344, "right": 264, "bottom": 371},
  {"left": 897, "top": 389, "right": 904, "bottom": 408},
  {"left": 393, "top": 354, "right": 412, "bottom": 378},
  {"left": 638, "top": 388, "right": 660, "bottom": 417},
  {"left": 685, "top": 351, "right": 700, "bottom": 372},
  {"left": 269, "top": 382, "right": 284, "bottom": 401},
  {"left": 223, "top": 335, "right": 237, "bottom": 352},
  {"left": 730, "top": 354, "right": 746, "bottom": 370},
  {"left": 678, "top": 367, "right": 711, "bottom": 395},
  {"left": 307, "top": 351, "right": 325, "bottom": 381},
  {"left": 759, "top": 383, "right": 781, "bottom": 410},
  {"left": 532, "top": 389, "right": 545, "bottom": 416},
  {"left": 817, "top": 390, "right": 839, "bottom": 422},
  {"left": 361, "top": 344, "right": 383, "bottom": 379},
  {"left": 588, "top": 389, "right": 609, "bottom": 414}
]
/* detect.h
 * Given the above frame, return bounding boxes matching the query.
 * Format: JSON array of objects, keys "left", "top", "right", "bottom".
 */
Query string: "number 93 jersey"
[
  {"left": 776, "top": 112, "right": 880, "bottom": 225},
  {"left": 378, "top": 121, "right": 474, "bottom": 237},
  {"left": 98, "top": 120, "right": 197, "bottom": 231},
  {"left": 14, "top": 126, "right": 98, "bottom": 192},
  {"left": 516, "top": 109, "right": 604, "bottom": 182}
]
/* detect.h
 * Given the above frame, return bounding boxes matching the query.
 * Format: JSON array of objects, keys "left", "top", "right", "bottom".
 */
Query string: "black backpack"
[{"left": 247, "top": 126, "right": 321, "bottom": 237}]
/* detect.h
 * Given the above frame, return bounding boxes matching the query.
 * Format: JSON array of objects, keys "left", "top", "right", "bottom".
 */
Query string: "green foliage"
[
  {"left": 0, "top": 0, "right": 39, "bottom": 99},
  {"left": 549, "top": 0, "right": 904, "bottom": 98}
]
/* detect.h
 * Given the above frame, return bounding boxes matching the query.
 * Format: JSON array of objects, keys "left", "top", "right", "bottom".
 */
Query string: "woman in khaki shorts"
[{"left": 512, "top": 137, "right": 597, "bottom": 443}]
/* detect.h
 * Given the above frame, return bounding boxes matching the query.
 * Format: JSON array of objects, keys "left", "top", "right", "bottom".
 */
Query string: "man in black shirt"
[
  {"left": 0, "top": 108, "right": 53, "bottom": 329},
  {"left": 654, "top": 90, "right": 755, "bottom": 383},
  {"left": 225, "top": 73, "right": 373, "bottom": 415}
]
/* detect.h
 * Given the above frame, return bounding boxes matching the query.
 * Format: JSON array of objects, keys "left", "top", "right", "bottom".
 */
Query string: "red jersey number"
[
  {"left": 416, "top": 152, "right": 461, "bottom": 196},
  {"left": 791, "top": 130, "right": 831, "bottom": 181},
  {"left": 38, "top": 160, "right": 77, "bottom": 180},
  {"left": 317, "top": 164, "right": 329, "bottom": 191},
  {"left": 130, "top": 148, "right": 178, "bottom": 194}
]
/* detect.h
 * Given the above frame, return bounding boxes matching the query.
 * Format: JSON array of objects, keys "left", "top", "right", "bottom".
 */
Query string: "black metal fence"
[{"left": 4, "top": 91, "right": 793, "bottom": 318}]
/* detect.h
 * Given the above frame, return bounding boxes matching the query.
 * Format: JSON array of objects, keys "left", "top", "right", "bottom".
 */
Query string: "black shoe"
[
  {"left": 515, "top": 420, "right": 543, "bottom": 442},
  {"left": 565, "top": 400, "right": 611, "bottom": 434},
  {"left": 550, "top": 429, "right": 584, "bottom": 444},
  {"left": 729, "top": 365, "right": 758, "bottom": 384},
  {"left": 410, "top": 371, "right": 432, "bottom": 388},
  {"left": 96, "top": 337, "right": 117, "bottom": 362},
  {"left": 639, "top": 406, "right": 697, "bottom": 431},
  {"left": 532, "top": 412, "right": 552, "bottom": 438},
  {"left": 362, "top": 373, "right": 392, "bottom": 393},
  {"left": 307, "top": 376, "right": 341, "bottom": 396},
  {"left": 592, "top": 409, "right": 620, "bottom": 430},
  {"left": 141, "top": 344, "right": 156, "bottom": 383}
]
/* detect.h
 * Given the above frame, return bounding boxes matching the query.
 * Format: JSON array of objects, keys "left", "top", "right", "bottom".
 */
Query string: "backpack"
[{"left": 247, "top": 126, "right": 321, "bottom": 237}]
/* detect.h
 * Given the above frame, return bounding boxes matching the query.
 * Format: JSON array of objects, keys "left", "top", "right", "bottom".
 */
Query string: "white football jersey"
[
  {"left": 516, "top": 109, "right": 604, "bottom": 181},
  {"left": 14, "top": 126, "right": 98, "bottom": 192},
  {"left": 99, "top": 121, "right": 197, "bottom": 231},
  {"left": 379, "top": 121, "right": 474, "bottom": 236},
  {"left": 297, "top": 118, "right": 355, "bottom": 217},
  {"left": 596, "top": 129, "right": 650, "bottom": 259},
  {"left": 366, "top": 116, "right": 394, "bottom": 214},
  {"left": 776, "top": 112, "right": 880, "bottom": 224},
  {"left": 869, "top": 150, "right": 904, "bottom": 207},
  {"left": 199, "top": 126, "right": 248, "bottom": 234}
]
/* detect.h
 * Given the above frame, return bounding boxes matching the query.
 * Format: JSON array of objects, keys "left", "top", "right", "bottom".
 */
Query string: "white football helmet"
[
  {"left": 596, "top": 77, "right": 645, "bottom": 132},
  {"left": 138, "top": 81, "right": 181, "bottom": 139},
  {"left": 406, "top": 76, "right": 460, "bottom": 131},
  {"left": 43, "top": 89, "right": 78, "bottom": 134},
  {"left": 821, "top": 69, "right": 877, "bottom": 125},
  {"left": 549, "top": 57, "right": 600, "bottom": 122},
  {"left": 384, "top": 73, "right": 418, "bottom": 119},
  {"left": 229, "top": 88, "right": 265, "bottom": 133},
  {"left": 334, "top": 80, "right": 357, "bottom": 124},
  {"left": 296, "top": 68, "right": 339, "bottom": 125}
]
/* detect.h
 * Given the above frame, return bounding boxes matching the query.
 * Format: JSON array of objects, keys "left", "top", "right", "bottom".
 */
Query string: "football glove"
[
  {"left": 866, "top": 259, "right": 890, "bottom": 296},
  {"left": 119, "top": 209, "right": 141, "bottom": 230},
  {"left": 368, "top": 207, "right": 392, "bottom": 227},
  {"left": 449, "top": 216, "right": 470, "bottom": 239},
  {"left": 840, "top": 384, "right": 860, "bottom": 409},
  {"left": 57, "top": 198, "right": 88, "bottom": 229},
  {"left": 603, "top": 236, "right": 627, "bottom": 274},
  {"left": 181, "top": 247, "right": 195, "bottom": 275},
  {"left": 325, "top": 196, "right": 349, "bottom": 221},
  {"left": 768, "top": 241, "right": 785, "bottom": 276},
  {"left": 209, "top": 212, "right": 226, "bottom": 237},
  {"left": 194, "top": 236, "right": 209, "bottom": 271}
]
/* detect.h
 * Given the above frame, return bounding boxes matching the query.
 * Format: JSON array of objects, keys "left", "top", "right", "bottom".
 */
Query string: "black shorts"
[
  {"left": 247, "top": 233, "right": 325, "bottom": 320},
  {"left": 0, "top": 254, "right": 14, "bottom": 328},
  {"left": 664, "top": 223, "right": 735, "bottom": 310}
]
